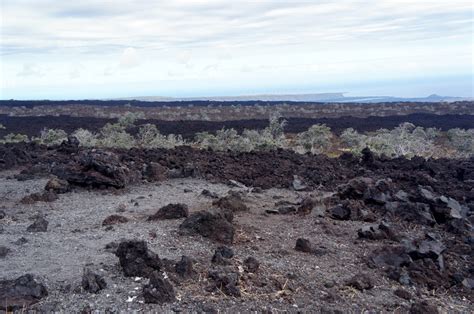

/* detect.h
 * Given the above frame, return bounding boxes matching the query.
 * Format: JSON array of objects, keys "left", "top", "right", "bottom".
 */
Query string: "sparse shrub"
[
  {"left": 98, "top": 122, "right": 135, "bottom": 149},
  {"left": 37, "top": 128, "right": 68, "bottom": 146},
  {"left": 267, "top": 113, "right": 287, "bottom": 139},
  {"left": 137, "top": 123, "right": 184, "bottom": 148},
  {"left": 297, "top": 124, "right": 332, "bottom": 154},
  {"left": 0, "top": 123, "right": 5, "bottom": 130},
  {"left": 117, "top": 111, "right": 145, "bottom": 128},
  {"left": 2, "top": 133, "right": 29, "bottom": 143},
  {"left": 195, "top": 114, "right": 288, "bottom": 152},
  {"left": 72, "top": 128, "right": 98, "bottom": 147},
  {"left": 340, "top": 128, "right": 367, "bottom": 154},
  {"left": 447, "top": 128, "right": 474, "bottom": 157},
  {"left": 340, "top": 123, "right": 440, "bottom": 158}
]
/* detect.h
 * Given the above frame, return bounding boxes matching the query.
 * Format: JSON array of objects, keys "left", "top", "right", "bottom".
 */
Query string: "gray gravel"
[{"left": 0, "top": 170, "right": 471, "bottom": 313}]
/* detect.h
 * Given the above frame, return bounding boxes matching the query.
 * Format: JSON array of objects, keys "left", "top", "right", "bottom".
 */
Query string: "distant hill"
[{"left": 114, "top": 93, "right": 471, "bottom": 103}]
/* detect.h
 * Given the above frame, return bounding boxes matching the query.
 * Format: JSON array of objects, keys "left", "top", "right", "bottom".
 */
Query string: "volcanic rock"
[
  {"left": 201, "top": 189, "right": 219, "bottom": 199},
  {"left": 143, "top": 271, "right": 176, "bottom": 304},
  {"left": 462, "top": 277, "right": 474, "bottom": 290},
  {"left": 82, "top": 268, "right": 107, "bottom": 293},
  {"left": 243, "top": 257, "right": 260, "bottom": 273},
  {"left": 53, "top": 150, "right": 138, "bottom": 188},
  {"left": 0, "top": 246, "right": 11, "bottom": 258},
  {"left": 45, "top": 177, "right": 70, "bottom": 194},
  {"left": 409, "top": 301, "right": 439, "bottom": 314},
  {"left": 207, "top": 270, "right": 241, "bottom": 297},
  {"left": 292, "top": 175, "right": 308, "bottom": 191},
  {"left": 148, "top": 203, "right": 189, "bottom": 220},
  {"left": 213, "top": 193, "right": 248, "bottom": 212},
  {"left": 338, "top": 177, "right": 374, "bottom": 200},
  {"left": 114, "top": 240, "right": 162, "bottom": 277},
  {"left": 27, "top": 217, "right": 49, "bottom": 232},
  {"left": 358, "top": 222, "right": 398, "bottom": 241},
  {"left": 295, "top": 238, "right": 313, "bottom": 253},
  {"left": 394, "top": 288, "right": 411, "bottom": 300},
  {"left": 329, "top": 204, "right": 351, "bottom": 220},
  {"left": 346, "top": 273, "right": 374, "bottom": 290},
  {"left": 384, "top": 201, "right": 436, "bottom": 226},
  {"left": 175, "top": 256, "right": 196, "bottom": 279},
  {"left": 143, "top": 162, "right": 168, "bottom": 182},
  {"left": 295, "top": 238, "right": 327, "bottom": 255},
  {"left": 20, "top": 191, "right": 58, "bottom": 204},
  {"left": 179, "top": 210, "right": 235, "bottom": 244},
  {"left": 212, "top": 246, "right": 234, "bottom": 265},
  {"left": 297, "top": 197, "right": 316, "bottom": 215},
  {"left": 0, "top": 274, "right": 48, "bottom": 311},
  {"left": 102, "top": 214, "right": 129, "bottom": 226},
  {"left": 369, "top": 246, "right": 412, "bottom": 268}
]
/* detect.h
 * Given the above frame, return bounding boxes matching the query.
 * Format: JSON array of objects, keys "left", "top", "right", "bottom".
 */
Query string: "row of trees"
[{"left": 1, "top": 113, "right": 473, "bottom": 158}]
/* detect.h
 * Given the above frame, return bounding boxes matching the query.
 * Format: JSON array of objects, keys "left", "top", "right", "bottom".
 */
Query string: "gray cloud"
[{"left": 2, "top": 0, "right": 471, "bottom": 57}]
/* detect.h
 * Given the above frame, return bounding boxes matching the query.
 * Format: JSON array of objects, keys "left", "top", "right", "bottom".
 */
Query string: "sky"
[{"left": 0, "top": 0, "right": 473, "bottom": 100}]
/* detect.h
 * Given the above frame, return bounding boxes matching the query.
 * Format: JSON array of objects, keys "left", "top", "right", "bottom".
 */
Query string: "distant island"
[{"left": 112, "top": 93, "right": 471, "bottom": 103}]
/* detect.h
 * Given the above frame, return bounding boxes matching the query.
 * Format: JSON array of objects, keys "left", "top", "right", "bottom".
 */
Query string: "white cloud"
[
  {"left": 1, "top": 0, "right": 473, "bottom": 98},
  {"left": 119, "top": 47, "right": 140, "bottom": 68},
  {"left": 17, "top": 63, "right": 44, "bottom": 77}
]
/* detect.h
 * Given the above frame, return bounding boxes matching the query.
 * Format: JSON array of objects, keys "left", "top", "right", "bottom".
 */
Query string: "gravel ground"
[{"left": 0, "top": 170, "right": 471, "bottom": 313}]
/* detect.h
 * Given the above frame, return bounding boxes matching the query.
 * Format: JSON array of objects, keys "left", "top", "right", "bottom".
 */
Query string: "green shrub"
[
  {"left": 297, "top": 124, "right": 332, "bottom": 154},
  {"left": 72, "top": 128, "right": 98, "bottom": 147},
  {"left": 37, "top": 128, "right": 68, "bottom": 146},
  {"left": 2, "top": 133, "right": 29, "bottom": 143},
  {"left": 447, "top": 128, "right": 474, "bottom": 157}
]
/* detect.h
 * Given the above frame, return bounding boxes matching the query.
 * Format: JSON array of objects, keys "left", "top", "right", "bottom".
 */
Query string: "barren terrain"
[{"left": 0, "top": 141, "right": 473, "bottom": 312}]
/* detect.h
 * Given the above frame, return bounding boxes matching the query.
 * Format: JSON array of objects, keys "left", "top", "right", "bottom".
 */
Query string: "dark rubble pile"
[
  {"left": 1, "top": 143, "right": 473, "bottom": 195},
  {"left": 328, "top": 169, "right": 473, "bottom": 292}
]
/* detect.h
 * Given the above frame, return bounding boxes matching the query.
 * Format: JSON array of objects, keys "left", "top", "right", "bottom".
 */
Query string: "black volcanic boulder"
[
  {"left": 358, "top": 222, "right": 398, "bottom": 241},
  {"left": 346, "top": 273, "right": 374, "bottom": 290},
  {"left": 243, "top": 257, "right": 260, "bottom": 273},
  {"left": 179, "top": 209, "right": 235, "bottom": 244},
  {"left": 20, "top": 191, "right": 58, "bottom": 204},
  {"left": 114, "top": 240, "right": 162, "bottom": 277},
  {"left": 148, "top": 203, "right": 189, "bottom": 220},
  {"left": 0, "top": 274, "right": 48, "bottom": 311},
  {"left": 294, "top": 238, "right": 327, "bottom": 256},
  {"left": 44, "top": 177, "right": 70, "bottom": 194},
  {"left": 212, "top": 193, "right": 249, "bottom": 212},
  {"left": 143, "top": 271, "right": 176, "bottom": 304},
  {"left": 211, "top": 246, "right": 234, "bottom": 265},
  {"left": 207, "top": 270, "right": 241, "bottom": 297},
  {"left": 338, "top": 177, "right": 374, "bottom": 200},
  {"left": 53, "top": 150, "right": 139, "bottom": 188},
  {"left": 82, "top": 268, "right": 107, "bottom": 293},
  {"left": 27, "top": 217, "right": 49, "bottom": 232},
  {"left": 102, "top": 214, "right": 129, "bottom": 226},
  {"left": 0, "top": 246, "right": 11, "bottom": 258},
  {"left": 143, "top": 162, "right": 168, "bottom": 182},
  {"left": 175, "top": 255, "right": 196, "bottom": 279}
]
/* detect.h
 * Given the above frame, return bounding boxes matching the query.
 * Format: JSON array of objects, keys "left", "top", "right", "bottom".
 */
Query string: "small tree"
[
  {"left": 0, "top": 123, "right": 5, "bottom": 130},
  {"left": 267, "top": 113, "right": 287, "bottom": 139},
  {"left": 297, "top": 124, "right": 332, "bottom": 154}
]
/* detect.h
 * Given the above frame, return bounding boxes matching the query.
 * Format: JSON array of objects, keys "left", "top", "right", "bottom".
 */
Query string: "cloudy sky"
[{"left": 0, "top": 0, "right": 473, "bottom": 99}]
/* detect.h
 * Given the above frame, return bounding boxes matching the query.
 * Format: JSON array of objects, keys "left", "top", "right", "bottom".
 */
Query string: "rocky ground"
[{"left": 0, "top": 142, "right": 473, "bottom": 313}]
